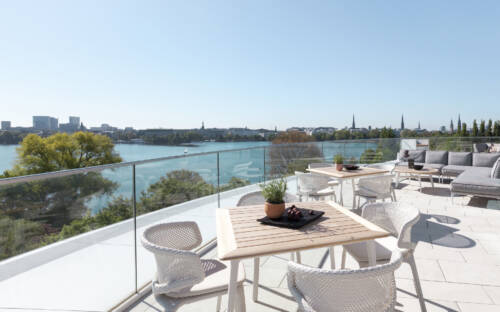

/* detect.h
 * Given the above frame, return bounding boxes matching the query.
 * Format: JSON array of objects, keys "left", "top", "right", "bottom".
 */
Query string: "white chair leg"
[
  {"left": 216, "top": 295, "right": 222, "bottom": 312},
  {"left": 392, "top": 189, "right": 397, "bottom": 201},
  {"left": 341, "top": 248, "right": 347, "bottom": 269},
  {"left": 252, "top": 257, "right": 260, "bottom": 302},
  {"left": 295, "top": 251, "right": 301, "bottom": 264},
  {"left": 407, "top": 253, "right": 427, "bottom": 312},
  {"left": 236, "top": 285, "right": 247, "bottom": 312}
]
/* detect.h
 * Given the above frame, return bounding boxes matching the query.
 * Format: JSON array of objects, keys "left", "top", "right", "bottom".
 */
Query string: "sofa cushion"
[
  {"left": 473, "top": 153, "right": 500, "bottom": 168},
  {"left": 448, "top": 152, "right": 472, "bottom": 166},
  {"left": 399, "top": 150, "right": 426, "bottom": 163},
  {"left": 492, "top": 158, "right": 500, "bottom": 179},
  {"left": 425, "top": 151, "right": 448, "bottom": 165},
  {"left": 423, "top": 163, "right": 445, "bottom": 172},
  {"left": 451, "top": 167, "right": 500, "bottom": 197},
  {"left": 442, "top": 165, "right": 471, "bottom": 177}
]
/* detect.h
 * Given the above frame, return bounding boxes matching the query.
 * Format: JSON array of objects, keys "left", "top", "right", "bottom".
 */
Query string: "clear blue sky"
[{"left": 1, "top": 1, "right": 499, "bottom": 130}]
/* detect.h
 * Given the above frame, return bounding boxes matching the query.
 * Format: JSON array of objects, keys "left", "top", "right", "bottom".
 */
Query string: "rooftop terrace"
[
  {"left": 124, "top": 178, "right": 500, "bottom": 312},
  {"left": 1, "top": 138, "right": 500, "bottom": 312}
]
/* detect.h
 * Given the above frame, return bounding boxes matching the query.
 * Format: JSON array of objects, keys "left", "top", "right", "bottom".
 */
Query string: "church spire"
[
  {"left": 352, "top": 114, "right": 356, "bottom": 129},
  {"left": 401, "top": 114, "right": 405, "bottom": 130}
]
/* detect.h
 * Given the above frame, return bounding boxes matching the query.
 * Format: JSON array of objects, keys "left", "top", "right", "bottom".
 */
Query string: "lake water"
[{"left": 0, "top": 141, "right": 375, "bottom": 213}]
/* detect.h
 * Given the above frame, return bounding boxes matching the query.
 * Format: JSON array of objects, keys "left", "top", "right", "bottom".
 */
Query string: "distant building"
[
  {"left": 59, "top": 116, "right": 81, "bottom": 132},
  {"left": 69, "top": 116, "right": 80, "bottom": 127},
  {"left": 312, "top": 127, "right": 337, "bottom": 135},
  {"left": 33, "top": 116, "right": 58, "bottom": 131},
  {"left": 1, "top": 121, "right": 11, "bottom": 130},
  {"left": 124, "top": 127, "right": 134, "bottom": 132}
]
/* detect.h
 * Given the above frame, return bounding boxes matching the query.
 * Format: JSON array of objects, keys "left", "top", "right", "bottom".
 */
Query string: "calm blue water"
[{"left": 0, "top": 141, "right": 375, "bottom": 213}]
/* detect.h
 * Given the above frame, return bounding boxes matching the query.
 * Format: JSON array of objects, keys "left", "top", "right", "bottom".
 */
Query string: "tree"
[
  {"left": 487, "top": 119, "right": 493, "bottom": 137},
  {"left": 461, "top": 122, "right": 468, "bottom": 137},
  {"left": 380, "top": 127, "right": 396, "bottom": 138},
  {"left": 494, "top": 121, "right": 500, "bottom": 137},
  {"left": 479, "top": 120, "right": 486, "bottom": 136},
  {"left": 0, "top": 132, "right": 123, "bottom": 260},
  {"left": 269, "top": 131, "right": 322, "bottom": 175},
  {"left": 472, "top": 120, "right": 479, "bottom": 137},
  {"left": 2, "top": 132, "right": 122, "bottom": 177}
]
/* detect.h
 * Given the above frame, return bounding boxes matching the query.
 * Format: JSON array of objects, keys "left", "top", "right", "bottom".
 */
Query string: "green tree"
[
  {"left": 269, "top": 132, "right": 323, "bottom": 175},
  {"left": 472, "top": 120, "right": 479, "bottom": 137},
  {"left": 479, "top": 120, "right": 486, "bottom": 136},
  {"left": 461, "top": 122, "right": 468, "bottom": 137},
  {"left": 487, "top": 119, "right": 493, "bottom": 137},
  {"left": 494, "top": 121, "right": 500, "bottom": 137},
  {"left": 2, "top": 132, "right": 122, "bottom": 177},
  {"left": 380, "top": 127, "right": 396, "bottom": 138}
]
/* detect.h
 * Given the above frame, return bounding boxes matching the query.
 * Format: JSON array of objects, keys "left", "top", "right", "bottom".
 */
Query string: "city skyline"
[{"left": 1, "top": 1, "right": 500, "bottom": 129}]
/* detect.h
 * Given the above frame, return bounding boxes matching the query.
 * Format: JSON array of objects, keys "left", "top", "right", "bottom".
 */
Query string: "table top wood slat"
[
  {"left": 307, "top": 166, "right": 389, "bottom": 178},
  {"left": 393, "top": 166, "right": 440, "bottom": 175},
  {"left": 216, "top": 201, "right": 390, "bottom": 260}
]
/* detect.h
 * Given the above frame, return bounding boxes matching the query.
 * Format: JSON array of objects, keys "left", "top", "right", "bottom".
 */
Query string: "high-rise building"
[
  {"left": 1, "top": 121, "right": 11, "bottom": 130},
  {"left": 33, "top": 116, "right": 58, "bottom": 130},
  {"left": 69, "top": 116, "right": 80, "bottom": 127}
]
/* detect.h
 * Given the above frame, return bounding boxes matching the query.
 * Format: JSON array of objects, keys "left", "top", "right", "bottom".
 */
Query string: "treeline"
[
  {"left": 0, "top": 131, "right": 25, "bottom": 144},
  {"left": 313, "top": 127, "right": 397, "bottom": 141}
]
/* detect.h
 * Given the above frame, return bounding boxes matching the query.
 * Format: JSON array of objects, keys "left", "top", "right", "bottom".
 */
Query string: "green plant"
[
  {"left": 334, "top": 154, "right": 344, "bottom": 164},
  {"left": 260, "top": 178, "right": 287, "bottom": 204}
]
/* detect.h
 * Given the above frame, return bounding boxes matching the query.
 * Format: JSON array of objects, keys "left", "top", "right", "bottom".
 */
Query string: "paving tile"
[
  {"left": 396, "top": 278, "right": 492, "bottom": 304},
  {"left": 457, "top": 302, "right": 500, "bottom": 312},
  {"left": 460, "top": 250, "right": 500, "bottom": 266},
  {"left": 479, "top": 240, "right": 500, "bottom": 255},
  {"left": 483, "top": 286, "right": 500, "bottom": 305},
  {"left": 395, "top": 260, "right": 446, "bottom": 282},
  {"left": 439, "top": 260, "right": 500, "bottom": 286},
  {"left": 396, "top": 297, "right": 459, "bottom": 312}
]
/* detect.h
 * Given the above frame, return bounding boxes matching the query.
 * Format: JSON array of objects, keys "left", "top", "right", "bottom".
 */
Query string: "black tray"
[{"left": 257, "top": 207, "right": 325, "bottom": 229}]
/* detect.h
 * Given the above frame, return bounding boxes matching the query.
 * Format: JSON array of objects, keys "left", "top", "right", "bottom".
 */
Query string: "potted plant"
[
  {"left": 334, "top": 154, "right": 344, "bottom": 171},
  {"left": 260, "top": 178, "right": 287, "bottom": 219}
]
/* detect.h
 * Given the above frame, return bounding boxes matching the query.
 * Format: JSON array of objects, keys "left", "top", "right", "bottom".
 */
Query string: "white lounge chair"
[
  {"left": 341, "top": 202, "right": 426, "bottom": 312},
  {"left": 142, "top": 221, "right": 246, "bottom": 312},
  {"left": 288, "top": 249, "right": 403, "bottom": 312}
]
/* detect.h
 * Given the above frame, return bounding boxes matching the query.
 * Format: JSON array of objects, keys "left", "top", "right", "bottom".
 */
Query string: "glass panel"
[
  {"left": 0, "top": 166, "right": 135, "bottom": 310},
  {"left": 135, "top": 154, "right": 218, "bottom": 291},
  {"left": 219, "top": 147, "right": 265, "bottom": 190}
]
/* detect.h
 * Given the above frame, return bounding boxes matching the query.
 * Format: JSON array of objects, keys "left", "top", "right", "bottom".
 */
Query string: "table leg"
[
  {"left": 252, "top": 257, "right": 259, "bottom": 302},
  {"left": 227, "top": 259, "right": 240, "bottom": 312},
  {"left": 351, "top": 178, "right": 356, "bottom": 209},
  {"left": 396, "top": 172, "right": 400, "bottom": 188},
  {"left": 339, "top": 180, "right": 344, "bottom": 206},
  {"left": 431, "top": 175, "right": 435, "bottom": 189},
  {"left": 366, "top": 240, "right": 376, "bottom": 267},
  {"left": 329, "top": 246, "right": 336, "bottom": 269}
]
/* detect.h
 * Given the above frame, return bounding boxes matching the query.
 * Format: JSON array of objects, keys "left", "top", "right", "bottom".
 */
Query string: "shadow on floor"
[{"left": 412, "top": 213, "right": 476, "bottom": 249}]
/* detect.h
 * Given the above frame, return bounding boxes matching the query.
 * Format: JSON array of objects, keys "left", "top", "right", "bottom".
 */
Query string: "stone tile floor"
[{"left": 127, "top": 179, "right": 500, "bottom": 312}]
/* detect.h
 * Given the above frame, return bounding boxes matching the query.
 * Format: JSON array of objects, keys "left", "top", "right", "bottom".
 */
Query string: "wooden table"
[
  {"left": 217, "top": 201, "right": 390, "bottom": 312},
  {"left": 394, "top": 166, "right": 439, "bottom": 192},
  {"left": 307, "top": 166, "right": 389, "bottom": 207}
]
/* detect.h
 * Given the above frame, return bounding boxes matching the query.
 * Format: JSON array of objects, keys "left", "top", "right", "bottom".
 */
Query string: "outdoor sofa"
[{"left": 398, "top": 150, "right": 500, "bottom": 200}]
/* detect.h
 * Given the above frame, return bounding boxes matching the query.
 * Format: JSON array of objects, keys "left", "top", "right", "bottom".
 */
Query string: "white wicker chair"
[
  {"left": 353, "top": 175, "right": 396, "bottom": 211},
  {"left": 236, "top": 191, "right": 300, "bottom": 302},
  {"left": 341, "top": 202, "right": 426, "bottom": 312},
  {"left": 308, "top": 163, "right": 340, "bottom": 187},
  {"left": 142, "top": 222, "right": 246, "bottom": 312},
  {"left": 236, "top": 191, "right": 298, "bottom": 206},
  {"left": 288, "top": 250, "right": 403, "bottom": 312},
  {"left": 295, "top": 171, "right": 337, "bottom": 202}
]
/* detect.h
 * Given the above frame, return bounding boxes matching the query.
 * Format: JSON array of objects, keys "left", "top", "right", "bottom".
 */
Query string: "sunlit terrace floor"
[{"left": 127, "top": 178, "right": 500, "bottom": 312}]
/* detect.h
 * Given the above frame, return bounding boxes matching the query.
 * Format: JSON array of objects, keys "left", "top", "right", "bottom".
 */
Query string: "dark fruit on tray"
[{"left": 287, "top": 205, "right": 303, "bottom": 221}]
